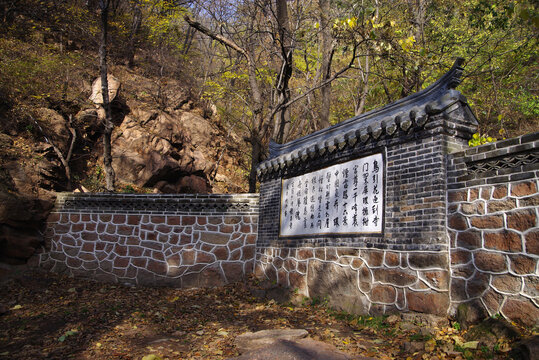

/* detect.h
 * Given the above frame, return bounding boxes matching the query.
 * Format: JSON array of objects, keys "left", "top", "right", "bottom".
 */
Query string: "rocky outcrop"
[
  {"left": 111, "top": 108, "right": 218, "bottom": 193},
  {"left": 0, "top": 192, "right": 53, "bottom": 264}
]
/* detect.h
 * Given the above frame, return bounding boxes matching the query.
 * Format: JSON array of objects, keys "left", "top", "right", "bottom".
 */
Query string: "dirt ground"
[{"left": 0, "top": 267, "right": 534, "bottom": 359}]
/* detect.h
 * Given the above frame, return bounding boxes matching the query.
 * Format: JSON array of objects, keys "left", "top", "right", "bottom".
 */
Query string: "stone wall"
[
  {"left": 447, "top": 133, "right": 539, "bottom": 326},
  {"left": 255, "top": 60, "right": 478, "bottom": 317},
  {"left": 37, "top": 193, "right": 259, "bottom": 287}
]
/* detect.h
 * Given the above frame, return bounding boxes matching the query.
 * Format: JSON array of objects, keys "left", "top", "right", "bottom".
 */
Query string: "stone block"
[
  {"left": 509, "top": 254, "right": 537, "bottom": 275},
  {"left": 363, "top": 250, "right": 384, "bottom": 267},
  {"left": 482, "top": 288, "right": 503, "bottom": 315},
  {"left": 66, "top": 256, "right": 82, "bottom": 268},
  {"left": 181, "top": 250, "right": 195, "bottom": 265},
  {"left": 487, "top": 198, "right": 516, "bottom": 213},
  {"left": 112, "top": 214, "right": 126, "bottom": 224},
  {"left": 522, "top": 276, "right": 538, "bottom": 297},
  {"left": 469, "top": 188, "right": 479, "bottom": 201},
  {"left": 132, "top": 257, "right": 147, "bottom": 268},
  {"left": 243, "top": 245, "right": 255, "bottom": 261},
  {"left": 307, "top": 260, "right": 369, "bottom": 314},
  {"left": 222, "top": 262, "right": 244, "bottom": 283},
  {"left": 474, "top": 251, "right": 507, "bottom": 273},
  {"left": 199, "top": 264, "right": 226, "bottom": 287},
  {"left": 408, "top": 253, "right": 448, "bottom": 269},
  {"left": 297, "top": 248, "right": 313, "bottom": 260},
  {"left": 448, "top": 190, "right": 467, "bottom": 202},
  {"left": 199, "top": 232, "right": 230, "bottom": 245},
  {"left": 519, "top": 194, "right": 539, "bottom": 207},
  {"left": 167, "top": 216, "right": 181, "bottom": 226},
  {"left": 213, "top": 246, "right": 229, "bottom": 260},
  {"left": 461, "top": 202, "right": 485, "bottom": 215},
  {"left": 196, "top": 251, "right": 215, "bottom": 264},
  {"left": 502, "top": 298, "right": 539, "bottom": 327},
  {"left": 452, "top": 264, "right": 475, "bottom": 279},
  {"left": 470, "top": 215, "right": 503, "bottom": 229},
  {"left": 450, "top": 278, "right": 467, "bottom": 302},
  {"left": 127, "top": 215, "right": 140, "bottom": 225},
  {"left": 117, "top": 225, "right": 134, "bottom": 236},
  {"left": 525, "top": 231, "right": 538, "bottom": 255},
  {"left": 220, "top": 224, "right": 234, "bottom": 233},
  {"left": 71, "top": 223, "right": 84, "bottom": 232},
  {"left": 421, "top": 270, "right": 449, "bottom": 290},
  {"left": 207, "top": 216, "right": 222, "bottom": 225},
  {"left": 449, "top": 214, "right": 468, "bottom": 230},
  {"left": 289, "top": 271, "right": 307, "bottom": 293},
  {"left": 484, "top": 231, "right": 522, "bottom": 252},
  {"left": 151, "top": 215, "right": 166, "bottom": 224},
  {"left": 507, "top": 209, "right": 536, "bottom": 232},
  {"left": 480, "top": 186, "right": 492, "bottom": 200},
  {"left": 371, "top": 285, "right": 396, "bottom": 303},
  {"left": 491, "top": 274, "right": 522, "bottom": 294},
  {"left": 230, "top": 248, "right": 241, "bottom": 261},
  {"left": 372, "top": 268, "right": 417, "bottom": 286},
  {"left": 406, "top": 291, "right": 449, "bottom": 316},
  {"left": 466, "top": 271, "right": 489, "bottom": 297},
  {"left": 297, "top": 261, "right": 307, "bottom": 274},
  {"left": 511, "top": 181, "right": 537, "bottom": 197},
  {"left": 114, "top": 256, "right": 129, "bottom": 268},
  {"left": 492, "top": 185, "right": 507, "bottom": 199},
  {"left": 99, "top": 214, "right": 112, "bottom": 222},
  {"left": 155, "top": 224, "right": 172, "bottom": 234},
  {"left": 457, "top": 230, "right": 481, "bottom": 249},
  {"left": 384, "top": 252, "right": 400, "bottom": 267},
  {"left": 246, "top": 234, "right": 257, "bottom": 245},
  {"left": 451, "top": 249, "right": 472, "bottom": 265},
  {"left": 224, "top": 216, "right": 242, "bottom": 224},
  {"left": 147, "top": 259, "right": 167, "bottom": 275}
]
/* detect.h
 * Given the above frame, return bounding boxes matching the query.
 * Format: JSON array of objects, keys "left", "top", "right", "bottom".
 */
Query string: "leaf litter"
[{"left": 0, "top": 268, "right": 533, "bottom": 359}]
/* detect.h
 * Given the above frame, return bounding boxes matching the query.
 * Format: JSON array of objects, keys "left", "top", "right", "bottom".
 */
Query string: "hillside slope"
[{"left": 0, "top": 2, "right": 249, "bottom": 264}]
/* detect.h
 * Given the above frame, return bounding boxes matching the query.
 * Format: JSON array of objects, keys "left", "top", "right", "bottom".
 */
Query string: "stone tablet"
[{"left": 279, "top": 153, "right": 383, "bottom": 236}]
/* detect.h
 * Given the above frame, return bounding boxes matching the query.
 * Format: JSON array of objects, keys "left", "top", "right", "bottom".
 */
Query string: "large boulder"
[
  {"left": 111, "top": 109, "right": 216, "bottom": 193},
  {"left": 89, "top": 74, "right": 121, "bottom": 105}
]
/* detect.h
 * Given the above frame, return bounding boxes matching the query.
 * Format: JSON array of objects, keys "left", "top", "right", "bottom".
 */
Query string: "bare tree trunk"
[
  {"left": 99, "top": 0, "right": 115, "bottom": 192},
  {"left": 355, "top": 55, "right": 370, "bottom": 115},
  {"left": 126, "top": 0, "right": 142, "bottom": 68},
  {"left": 272, "top": 0, "right": 293, "bottom": 144},
  {"left": 317, "top": 0, "right": 333, "bottom": 130}
]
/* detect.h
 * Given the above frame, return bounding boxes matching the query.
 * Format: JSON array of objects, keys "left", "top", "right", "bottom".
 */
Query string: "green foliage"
[{"left": 468, "top": 133, "right": 497, "bottom": 147}]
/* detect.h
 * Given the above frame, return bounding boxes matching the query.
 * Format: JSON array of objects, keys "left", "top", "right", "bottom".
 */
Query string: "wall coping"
[{"left": 53, "top": 193, "right": 260, "bottom": 215}]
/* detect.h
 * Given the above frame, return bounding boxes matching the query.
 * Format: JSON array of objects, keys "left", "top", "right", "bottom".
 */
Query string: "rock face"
[
  {"left": 111, "top": 109, "right": 217, "bottom": 193},
  {"left": 0, "top": 192, "right": 53, "bottom": 264}
]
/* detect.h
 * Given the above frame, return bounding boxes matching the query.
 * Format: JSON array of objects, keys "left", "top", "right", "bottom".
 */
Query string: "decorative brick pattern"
[
  {"left": 447, "top": 132, "right": 539, "bottom": 327},
  {"left": 38, "top": 194, "right": 259, "bottom": 287}
]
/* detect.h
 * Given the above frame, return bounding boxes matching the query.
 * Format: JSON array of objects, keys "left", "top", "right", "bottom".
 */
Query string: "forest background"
[{"left": 0, "top": 0, "right": 537, "bottom": 195}]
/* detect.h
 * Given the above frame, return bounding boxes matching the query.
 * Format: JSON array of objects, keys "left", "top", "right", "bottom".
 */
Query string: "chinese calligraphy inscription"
[{"left": 280, "top": 153, "right": 383, "bottom": 236}]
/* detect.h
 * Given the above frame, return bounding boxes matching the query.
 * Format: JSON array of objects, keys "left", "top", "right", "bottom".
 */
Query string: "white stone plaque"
[{"left": 279, "top": 153, "right": 383, "bottom": 236}]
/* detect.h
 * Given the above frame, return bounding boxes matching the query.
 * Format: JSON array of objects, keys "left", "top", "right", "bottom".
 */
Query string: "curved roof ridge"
[{"left": 267, "top": 58, "right": 466, "bottom": 159}]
